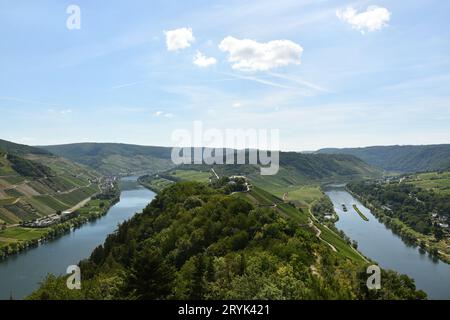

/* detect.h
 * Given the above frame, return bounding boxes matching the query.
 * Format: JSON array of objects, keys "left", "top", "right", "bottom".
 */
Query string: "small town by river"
[{"left": 0, "top": 177, "right": 155, "bottom": 299}]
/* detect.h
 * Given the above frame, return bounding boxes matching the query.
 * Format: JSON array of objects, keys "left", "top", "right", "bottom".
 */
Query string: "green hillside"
[
  {"left": 0, "top": 139, "right": 51, "bottom": 156},
  {"left": 40, "top": 143, "right": 175, "bottom": 176},
  {"left": 317, "top": 144, "right": 450, "bottom": 173},
  {"left": 0, "top": 140, "right": 103, "bottom": 228},
  {"left": 29, "top": 181, "right": 426, "bottom": 300},
  {"left": 39, "top": 144, "right": 381, "bottom": 181}
]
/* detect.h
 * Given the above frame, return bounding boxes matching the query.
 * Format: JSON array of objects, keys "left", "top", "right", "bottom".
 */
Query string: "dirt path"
[{"left": 308, "top": 217, "right": 337, "bottom": 252}]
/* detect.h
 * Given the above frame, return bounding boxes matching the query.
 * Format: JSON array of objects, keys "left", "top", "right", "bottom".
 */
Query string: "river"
[
  {"left": 0, "top": 177, "right": 155, "bottom": 300},
  {"left": 325, "top": 187, "right": 450, "bottom": 299}
]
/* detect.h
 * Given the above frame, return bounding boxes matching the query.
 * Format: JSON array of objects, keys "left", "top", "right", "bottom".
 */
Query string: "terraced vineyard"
[{"left": 0, "top": 142, "right": 103, "bottom": 229}]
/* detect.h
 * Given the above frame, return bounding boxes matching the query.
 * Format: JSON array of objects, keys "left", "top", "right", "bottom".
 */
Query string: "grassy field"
[
  {"left": 77, "top": 199, "right": 109, "bottom": 217},
  {"left": 141, "top": 177, "right": 175, "bottom": 193},
  {"left": 169, "top": 170, "right": 211, "bottom": 182},
  {"left": 248, "top": 186, "right": 282, "bottom": 206},
  {"left": 0, "top": 227, "right": 50, "bottom": 242},
  {"left": 408, "top": 171, "right": 450, "bottom": 195},
  {"left": 284, "top": 186, "right": 324, "bottom": 207},
  {"left": 33, "top": 195, "right": 70, "bottom": 211},
  {"left": 139, "top": 169, "right": 211, "bottom": 193},
  {"left": 54, "top": 185, "right": 99, "bottom": 207},
  {"left": 248, "top": 167, "right": 309, "bottom": 197},
  {"left": 2, "top": 176, "right": 25, "bottom": 185}
]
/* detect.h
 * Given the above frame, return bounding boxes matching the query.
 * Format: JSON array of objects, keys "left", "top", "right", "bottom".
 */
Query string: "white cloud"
[
  {"left": 47, "top": 108, "right": 72, "bottom": 115},
  {"left": 336, "top": 6, "right": 391, "bottom": 34},
  {"left": 219, "top": 36, "right": 303, "bottom": 72},
  {"left": 193, "top": 51, "right": 217, "bottom": 68},
  {"left": 154, "top": 111, "right": 174, "bottom": 118},
  {"left": 232, "top": 102, "right": 242, "bottom": 108},
  {"left": 164, "top": 27, "right": 195, "bottom": 51},
  {"left": 60, "top": 109, "right": 72, "bottom": 114}
]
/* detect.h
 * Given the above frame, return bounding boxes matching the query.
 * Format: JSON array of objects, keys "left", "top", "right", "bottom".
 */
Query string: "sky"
[{"left": 1, "top": 0, "right": 450, "bottom": 151}]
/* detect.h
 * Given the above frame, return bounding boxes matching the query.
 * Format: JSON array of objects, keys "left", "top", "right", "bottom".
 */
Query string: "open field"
[
  {"left": 284, "top": 186, "right": 323, "bottom": 207},
  {"left": 408, "top": 171, "right": 450, "bottom": 195},
  {"left": 168, "top": 170, "right": 211, "bottom": 182},
  {"left": 0, "top": 227, "right": 50, "bottom": 242},
  {"left": 140, "top": 177, "right": 175, "bottom": 193}
]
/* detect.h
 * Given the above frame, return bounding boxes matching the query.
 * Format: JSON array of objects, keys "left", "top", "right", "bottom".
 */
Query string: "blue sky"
[{"left": 1, "top": 0, "right": 449, "bottom": 151}]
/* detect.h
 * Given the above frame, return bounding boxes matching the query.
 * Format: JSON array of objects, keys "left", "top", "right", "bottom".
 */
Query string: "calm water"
[
  {"left": 325, "top": 187, "right": 450, "bottom": 299},
  {"left": 0, "top": 178, "right": 155, "bottom": 299}
]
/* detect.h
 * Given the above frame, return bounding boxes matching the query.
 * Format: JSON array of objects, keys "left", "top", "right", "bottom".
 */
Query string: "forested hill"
[
  {"left": 40, "top": 143, "right": 380, "bottom": 181},
  {"left": 29, "top": 181, "right": 426, "bottom": 300},
  {"left": 0, "top": 139, "right": 51, "bottom": 156},
  {"left": 317, "top": 144, "right": 450, "bottom": 173},
  {"left": 40, "top": 143, "right": 175, "bottom": 176}
]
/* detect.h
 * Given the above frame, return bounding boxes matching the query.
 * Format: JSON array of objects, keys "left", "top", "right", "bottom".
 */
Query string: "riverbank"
[
  {"left": 325, "top": 187, "right": 450, "bottom": 299},
  {"left": 0, "top": 194, "right": 119, "bottom": 260},
  {"left": 346, "top": 187, "right": 450, "bottom": 265},
  {"left": 0, "top": 179, "right": 155, "bottom": 300}
]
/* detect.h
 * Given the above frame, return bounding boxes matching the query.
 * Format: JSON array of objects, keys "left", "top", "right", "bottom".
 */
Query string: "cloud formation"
[
  {"left": 193, "top": 51, "right": 217, "bottom": 67},
  {"left": 219, "top": 36, "right": 303, "bottom": 72},
  {"left": 164, "top": 27, "right": 195, "bottom": 51},
  {"left": 154, "top": 111, "right": 174, "bottom": 118},
  {"left": 336, "top": 6, "right": 391, "bottom": 34}
]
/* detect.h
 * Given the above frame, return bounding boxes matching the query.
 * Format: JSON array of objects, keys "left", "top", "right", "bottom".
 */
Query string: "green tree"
[{"left": 123, "top": 248, "right": 175, "bottom": 299}]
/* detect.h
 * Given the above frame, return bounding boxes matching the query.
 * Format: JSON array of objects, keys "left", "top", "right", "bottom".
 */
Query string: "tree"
[{"left": 123, "top": 248, "right": 175, "bottom": 299}]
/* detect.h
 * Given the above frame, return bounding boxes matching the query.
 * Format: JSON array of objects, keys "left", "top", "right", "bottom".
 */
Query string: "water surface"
[
  {"left": 0, "top": 179, "right": 155, "bottom": 299},
  {"left": 326, "top": 187, "right": 450, "bottom": 299}
]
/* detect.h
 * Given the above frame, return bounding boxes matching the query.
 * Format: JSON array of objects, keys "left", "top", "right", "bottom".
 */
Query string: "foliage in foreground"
[{"left": 29, "top": 182, "right": 426, "bottom": 300}]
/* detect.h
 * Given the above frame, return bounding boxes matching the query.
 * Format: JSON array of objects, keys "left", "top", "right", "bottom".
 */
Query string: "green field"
[
  {"left": 248, "top": 186, "right": 282, "bottom": 206},
  {"left": 248, "top": 167, "right": 309, "bottom": 197},
  {"left": 285, "top": 186, "right": 324, "bottom": 207},
  {"left": 409, "top": 171, "right": 450, "bottom": 195},
  {"left": 169, "top": 170, "right": 211, "bottom": 182},
  {"left": 54, "top": 185, "right": 98, "bottom": 206},
  {"left": 0, "top": 227, "right": 50, "bottom": 241},
  {"left": 141, "top": 177, "right": 175, "bottom": 193},
  {"left": 4, "top": 188, "right": 23, "bottom": 198},
  {"left": 2, "top": 176, "right": 25, "bottom": 184},
  {"left": 33, "top": 195, "right": 70, "bottom": 211}
]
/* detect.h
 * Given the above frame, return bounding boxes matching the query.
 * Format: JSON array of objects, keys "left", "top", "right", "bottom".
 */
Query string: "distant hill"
[
  {"left": 40, "top": 143, "right": 175, "bottom": 176},
  {"left": 317, "top": 145, "right": 450, "bottom": 173},
  {"left": 0, "top": 139, "right": 51, "bottom": 156},
  {"left": 40, "top": 143, "right": 381, "bottom": 183},
  {"left": 0, "top": 139, "right": 102, "bottom": 225}
]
